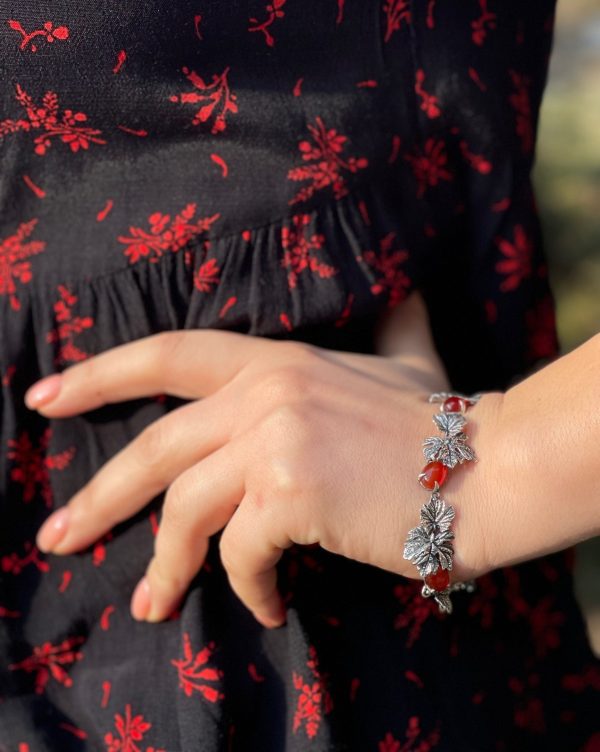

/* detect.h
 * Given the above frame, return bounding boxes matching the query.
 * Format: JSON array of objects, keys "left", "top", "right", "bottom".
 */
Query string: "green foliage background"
[
  {"left": 535, "top": 0, "right": 600, "bottom": 351},
  {"left": 534, "top": 0, "right": 600, "bottom": 652}
]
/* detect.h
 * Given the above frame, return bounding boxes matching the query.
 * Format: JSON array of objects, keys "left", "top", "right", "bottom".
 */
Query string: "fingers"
[
  {"left": 36, "top": 392, "right": 236, "bottom": 555},
  {"left": 218, "top": 495, "right": 289, "bottom": 629},
  {"left": 131, "top": 436, "right": 247, "bottom": 623},
  {"left": 25, "top": 328, "right": 281, "bottom": 417}
]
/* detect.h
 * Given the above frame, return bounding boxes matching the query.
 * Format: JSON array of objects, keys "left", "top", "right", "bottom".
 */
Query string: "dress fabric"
[{"left": 0, "top": 1, "right": 599, "bottom": 750}]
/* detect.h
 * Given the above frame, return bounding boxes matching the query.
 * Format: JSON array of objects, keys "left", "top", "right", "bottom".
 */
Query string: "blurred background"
[{"left": 534, "top": 0, "right": 600, "bottom": 654}]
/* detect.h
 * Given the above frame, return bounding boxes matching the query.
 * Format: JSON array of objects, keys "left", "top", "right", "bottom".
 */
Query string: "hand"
[{"left": 26, "top": 300, "right": 504, "bottom": 629}]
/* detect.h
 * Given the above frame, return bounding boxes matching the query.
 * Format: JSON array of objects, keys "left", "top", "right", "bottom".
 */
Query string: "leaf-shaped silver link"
[{"left": 433, "top": 412, "right": 466, "bottom": 436}]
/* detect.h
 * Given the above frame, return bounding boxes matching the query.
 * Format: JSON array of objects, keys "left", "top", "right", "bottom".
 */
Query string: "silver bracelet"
[{"left": 402, "top": 391, "right": 482, "bottom": 614}]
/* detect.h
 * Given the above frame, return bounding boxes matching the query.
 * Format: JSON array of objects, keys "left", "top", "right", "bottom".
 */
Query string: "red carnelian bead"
[
  {"left": 424, "top": 567, "right": 450, "bottom": 592},
  {"left": 442, "top": 396, "right": 468, "bottom": 413},
  {"left": 418, "top": 461, "right": 448, "bottom": 490}
]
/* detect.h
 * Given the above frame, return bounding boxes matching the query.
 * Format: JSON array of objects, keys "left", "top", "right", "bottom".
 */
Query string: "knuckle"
[
  {"left": 133, "top": 419, "right": 171, "bottom": 472},
  {"left": 266, "top": 402, "right": 313, "bottom": 448},
  {"left": 149, "top": 557, "right": 186, "bottom": 593},
  {"left": 153, "top": 329, "right": 188, "bottom": 371},
  {"left": 161, "top": 478, "right": 194, "bottom": 532},
  {"left": 251, "top": 366, "right": 312, "bottom": 406},
  {"left": 218, "top": 533, "right": 237, "bottom": 576}
]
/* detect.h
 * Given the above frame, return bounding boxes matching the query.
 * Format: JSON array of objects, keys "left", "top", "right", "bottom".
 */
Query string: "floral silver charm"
[
  {"left": 403, "top": 492, "right": 455, "bottom": 577},
  {"left": 403, "top": 391, "right": 481, "bottom": 615},
  {"left": 422, "top": 412, "right": 477, "bottom": 469}
]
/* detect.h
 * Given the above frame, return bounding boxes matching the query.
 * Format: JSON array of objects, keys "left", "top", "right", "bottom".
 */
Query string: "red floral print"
[
  {"left": 0, "top": 84, "right": 106, "bottom": 155},
  {"left": 562, "top": 665, "right": 600, "bottom": 693},
  {"left": 404, "top": 138, "right": 453, "bottom": 198},
  {"left": 46, "top": 285, "right": 95, "bottom": 363},
  {"left": 393, "top": 582, "right": 441, "bottom": 647},
  {"left": 528, "top": 596, "right": 565, "bottom": 658},
  {"left": 105, "top": 705, "right": 164, "bottom": 752},
  {"left": 471, "top": 1, "right": 497, "bottom": 46},
  {"left": 467, "top": 574, "right": 498, "bottom": 629},
  {"left": 382, "top": 0, "right": 411, "bottom": 43},
  {"left": 7, "top": 19, "right": 69, "bottom": 52},
  {"left": 525, "top": 295, "right": 559, "bottom": 363},
  {"left": 508, "top": 674, "right": 546, "bottom": 734},
  {"left": 0, "top": 218, "right": 46, "bottom": 311},
  {"left": 508, "top": 70, "right": 534, "bottom": 154},
  {"left": 358, "top": 232, "right": 411, "bottom": 308},
  {"left": 415, "top": 70, "right": 441, "bottom": 119},
  {"left": 292, "top": 645, "right": 333, "bottom": 739},
  {"left": 118, "top": 204, "right": 220, "bottom": 264},
  {"left": 9, "top": 636, "right": 84, "bottom": 694},
  {"left": 378, "top": 717, "right": 440, "bottom": 751},
  {"left": 168, "top": 67, "right": 238, "bottom": 134},
  {"left": 281, "top": 214, "right": 337, "bottom": 289},
  {"left": 248, "top": 1, "right": 286, "bottom": 47},
  {"left": 458, "top": 139, "right": 492, "bottom": 174},
  {"left": 8, "top": 428, "right": 76, "bottom": 507},
  {"left": 495, "top": 224, "right": 532, "bottom": 291},
  {"left": 287, "top": 117, "right": 368, "bottom": 205},
  {"left": 171, "top": 633, "right": 225, "bottom": 703},
  {"left": 2, "top": 541, "right": 50, "bottom": 575},
  {"left": 194, "top": 256, "right": 221, "bottom": 292}
]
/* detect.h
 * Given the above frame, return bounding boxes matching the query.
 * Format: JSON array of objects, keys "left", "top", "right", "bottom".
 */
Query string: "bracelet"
[{"left": 403, "top": 391, "right": 482, "bottom": 614}]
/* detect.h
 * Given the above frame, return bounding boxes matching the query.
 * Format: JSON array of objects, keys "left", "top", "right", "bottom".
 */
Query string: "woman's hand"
[{"left": 26, "top": 294, "right": 504, "bottom": 629}]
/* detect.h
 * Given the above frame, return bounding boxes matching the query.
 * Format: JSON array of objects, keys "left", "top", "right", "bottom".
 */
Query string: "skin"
[{"left": 26, "top": 289, "right": 599, "bottom": 629}]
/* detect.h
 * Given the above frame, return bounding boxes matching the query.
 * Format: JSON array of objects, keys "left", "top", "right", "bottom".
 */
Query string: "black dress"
[{"left": 1, "top": 1, "right": 598, "bottom": 750}]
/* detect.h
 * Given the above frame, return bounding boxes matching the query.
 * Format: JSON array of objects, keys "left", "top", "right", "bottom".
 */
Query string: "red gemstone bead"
[
  {"left": 424, "top": 567, "right": 450, "bottom": 592},
  {"left": 442, "top": 396, "right": 468, "bottom": 413},
  {"left": 418, "top": 461, "right": 448, "bottom": 490}
]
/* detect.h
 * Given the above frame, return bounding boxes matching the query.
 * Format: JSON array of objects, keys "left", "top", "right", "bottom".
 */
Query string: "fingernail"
[
  {"left": 37, "top": 507, "right": 70, "bottom": 552},
  {"left": 25, "top": 373, "right": 63, "bottom": 409},
  {"left": 131, "top": 577, "right": 151, "bottom": 621}
]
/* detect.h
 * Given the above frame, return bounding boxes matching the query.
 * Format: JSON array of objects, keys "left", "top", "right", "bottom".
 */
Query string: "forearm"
[{"left": 487, "top": 332, "right": 600, "bottom": 569}]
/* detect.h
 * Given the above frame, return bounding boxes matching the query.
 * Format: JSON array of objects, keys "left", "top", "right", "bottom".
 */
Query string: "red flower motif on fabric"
[
  {"left": 0, "top": 84, "right": 106, "bottom": 155},
  {"left": 358, "top": 232, "right": 411, "bottom": 308},
  {"left": 171, "top": 633, "right": 224, "bottom": 703},
  {"left": 46, "top": 285, "right": 95, "bottom": 363},
  {"left": 8, "top": 428, "right": 76, "bottom": 507},
  {"left": 287, "top": 117, "right": 368, "bottom": 205},
  {"left": 2, "top": 542, "right": 50, "bottom": 575},
  {"left": 168, "top": 67, "right": 238, "bottom": 134},
  {"left": 118, "top": 204, "right": 220, "bottom": 264},
  {"left": 378, "top": 717, "right": 441, "bottom": 751},
  {"left": 393, "top": 582, "right": 441, "bottom": 647},
  {"left": 382, "top": 0, "right": 411, "bottom": 43},
  {"left": 7, "top": 19, "right": 69, "bottom": 52},
  {"left": 2, "top": 541, "right": 50, "bottom": 575},
  {"left": 562, "top": 665, "right": 600, "bottom": 693},
  {"left": 281, "top": 214, "right": 337, "bottom": 289},
  {"left": 508, "top": 674, "right": 546, "bottom": 734},
  {"left": 525, "top": 295, "right": 559, "bottom": 363},
  {"left": 415, "top": 70, "right": 440, "bottom": 119},
  {"left": 466, "top": 573, "right": 498, "bottom": 629},
  {"left": 508, "top": 70, "right": 534, "bottom": 154},
  {"left": 105, "top": 705, "right": 164, "bottom": 752},
  {"left": 528, "top": 596, "right": 565, "bottom": 658},
  {"left": 9, "top": 636, "right": 84, "bottom": 694},
  {"left": 292, "top": 645, "right": 333, "bottom": 739},
  {"left": 194, "top": 256, "right": 221, "bottom": 292},
  {"left": 0, "top": 218, "right": 46, "bottom": 311},
  {"left": 494, "top": 224, "right": 532, "bottom": 291},
  {"left": 404, "top": 138, "right": 453, "bottom": 198},
  {"left": 248, "top": 0, "right": 286, "bottom": 47},
  {"left": 471, "top": 0, "right": 497, "bottom": 46}
]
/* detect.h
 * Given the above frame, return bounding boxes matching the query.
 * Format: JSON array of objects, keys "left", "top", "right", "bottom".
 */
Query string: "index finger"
[{"left": 24, "top": 329, "right": 278, "bottom": 417}]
